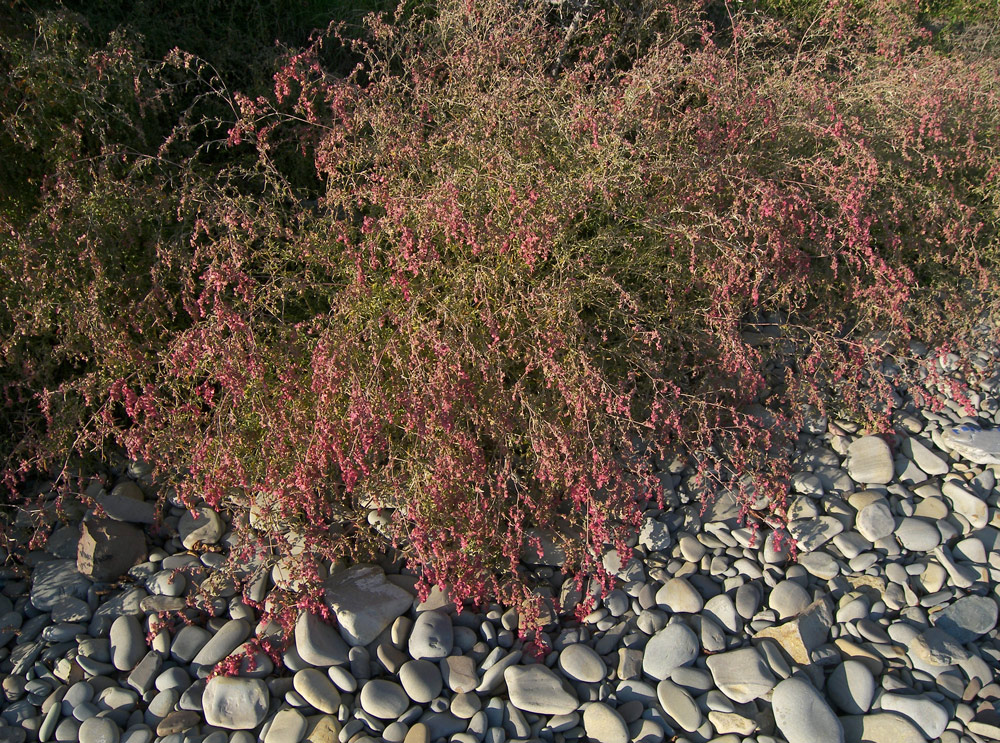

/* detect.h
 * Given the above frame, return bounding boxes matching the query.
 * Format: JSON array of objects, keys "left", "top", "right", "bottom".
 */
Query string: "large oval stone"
[
  {"left": 202, "top": 677, "right": 269, "bottom": 729},
  {"left": 504, "top": 665, "right": 579, "bottom": 715}
]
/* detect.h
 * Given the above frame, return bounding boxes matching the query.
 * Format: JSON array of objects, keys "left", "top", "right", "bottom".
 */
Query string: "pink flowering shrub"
[{"left": 2, "top": 0, "right": 999, "bottom": 623}]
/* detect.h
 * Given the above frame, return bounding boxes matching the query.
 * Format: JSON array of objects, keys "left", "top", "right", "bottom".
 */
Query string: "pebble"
[
  {"left": 110, "top": 616, "right": 146, "bottom": 672},
  {"left": 398, "top": 659, "right": 443, "bottom": 704},
  {"left": 846, "top": 436, "right": 894, "bottom": 484},
  {"left": 408, "top": 611, "right": 453, "bottom": 660},
  {"left": 855, "top": 501, "right": 895, "bottom": 542},
  {"left": 839, "top": 712, "right": 926, "bottom": 743},
  {"left": 264, "top": 708, "right": 307, "bottom": 743},
  {"left": 655, "top": 578, "right": 703, "bottom": 613},
  {"left": 772, "top": 677, "right": 843, "bottom": 743},
  {"left": 558, "top": 643, "right": 606, "bottom": 683},
  {"left": 655, "top": 679, "right": 701, "bottom": 732},
  {"left": 359, "top": 679, "right": 410, "bottom": 719},
  {"left": 879, "top": 692, "right": 948, "bottom": 739},
  {"left": 932, "top": 595, "right": 998, "bottom": 642},
  {"left": 324, "top": 566, "right": 414, "bottom": 646},
  {"left": 826, "top": 659, "right": 874, "bottom": 714},
  {"left": 582, "top": 702, "right": 629, "bottom": 743},
  {"left": 641, "top": 623, "right": 699, "bottom": 680},
  {"left": 177, "top": 506, "right": 224, "bottom": 549},
  {"left": 705, "top": 648, "right": 776, "bottom": 704},
  {"left": 293, "top": 668, "right": 341, "bottom": 714},
  {"left": 294, "top": 611, "right": 349, "bottom": 667},
  {"left": 77, "top": 718, "right": 121, "bottom": 743},
  {"left": 895, "top": 518, "right": 941, "bottom": 551},
  {"left": 503, "top": 665, "right": 579, "bottom": 715},
  {"left": 202, "top": 677, "right": 269, "bottom": 729}
]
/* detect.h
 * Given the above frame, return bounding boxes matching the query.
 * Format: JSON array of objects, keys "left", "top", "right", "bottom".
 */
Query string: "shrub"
[{"left": 2, "top": 0, "right": 999, "bottom": 629}]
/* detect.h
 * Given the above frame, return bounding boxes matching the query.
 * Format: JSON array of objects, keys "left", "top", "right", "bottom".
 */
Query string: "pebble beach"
[{"left": 3, "top": 337, "right": 1000, "bottom": 743}]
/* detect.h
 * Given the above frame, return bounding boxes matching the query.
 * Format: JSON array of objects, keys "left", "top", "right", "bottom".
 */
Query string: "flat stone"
[
  {"left": 908, "top": 627, "right": 969, "bottom": 666},
  {"left": 773, "top": 677, "right": 843, "bottom": 743},
  {"left": 156, "top": 710, "right": 200, "bottom": 737},
  {"left": 293, "top": 668, "right": 341, "bottom": 714},
  {"left": 171, "top": 625, "right": 212, "bottom": 664},
  {"left": 902, "top": 437, "right": 949, "bottom": 476},
  {"left": 127, "top": 652, "right": 162, "bottom": 695},
  {"left": 110, "top": 616, "right": 146, "bottom": 671},
  {"left": 895, "top": 518, "right": 940, "bottom": 552},
  {"left": 294, "top": 611, "right": 349, "bottom": 667},
  {"left": 789, "top": 516, "right": 843, "bottom": 551},
  {"left": 402, "top": 723, "right": 430, "bottom": 743},
  {"left": 264, "top": 708, "right": 307, "bottom": 743},
  {"left": 931, "top": 595, "right": 998, "bottom": 643},
  {"left": 641, "top": 623, "right": 699, "bottom": 680},
  {"left": 769, "top": 580, "right": 811, "bottom": 619},
  {"left": 504, "top": 665, "right": 579, "bottom": 715},
  {"left": 752, "top": 599, "right": 833, "bottom": 665},
  {"left": 639, "top": 518, "right": 672, "bottom": 552},
  {"left": 558, "top": 643, "right": 606, "bottom": 683},
  {"left": 77, "top": 519, "right": 147, "bottom": 581},
  {"left": 797, "top": 550, "right": 840, "bottom": 580},
  {"left": 655, "top": 578, "right": 703, "bottom": 613},
  {"left": 408, "top": 611, "right": 453, "bottom": 660},
  {"left": 441, "top": 655, "right": 478, "bottom": 693},
  {"left": 359, "top": 679, "right": 409, "bottom": 719},
  {"left": 705, "top": 648, "right": 776, "bottom": 704},
  {"left": 323, "top": 566, "right": 413, "bottom": 646},
  {"left": 847, "top": 436, "right": 894, "bottom": 484},
  {"left": 703, "top": 594, "right": 740, "bottom": 633},
  {"left": 582, "top": 702, "right": 628, "bottom": 743},
  {"left": 678, "top": 535, "right": 706, "bottom": 562},
  {"left": 30, "top": 560, "right": 91, "bottom": 611},
  {"left": 202, "top": 677, "right": 269, "bottom": 729},
  {"left": 98, "top": 488, "right": 156, "bottom": 524},
  {"left": 941, "top": 423, "right": 1000, "bottom": 465},
  {"left": 855, "top": 502, "right": 895, "bottom": 542},
  {"left": 826, "top": 660, "right": 874, "bottom": 714},
  {"left": 656, "top": 679, "right": 701, "bottom": 732},
  {"left": 191, "top": 619, "right": 250, "bottom": 669},
  {"left": 303, "top": 716, "right": 341, "bottom": 743},
  {"left": 941, "top": 479, "right": 988, "bottom": 529},
  {"left": 398, "top": 659, "right": 443, "bottom": 704},
  {"left": 839, "top": 713, "right": 925, "bottom": 743},
  {"left": 177, "top": 507, "right": 224, "bottom": 549},
  {"left": 50, "top": 595, "right": 91, "bottom": 623},
  {"left": 879, "top": 693, "right": 947, "bottom": 739},
  {"left": 78, "top": 717, "right": 121, "bottom": 743}
]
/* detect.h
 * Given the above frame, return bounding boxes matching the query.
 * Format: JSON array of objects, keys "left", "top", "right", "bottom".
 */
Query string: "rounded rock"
[
  {"left": 826, "top": 660, "right": 874, "bottom": 714},
  {"left": 504, "top": 664, "right": 579, "bottom": 715},
  {"left": 78, "top": 718, "right": 121, "bottom": 743},
  {"left": 655, "top": 578, "right": 703, "bottom": 613},
  {"left": 582, "top": 702, "right": 629, "bottom": 743},
  {"left": 177, "top": 507, "right": 224, "bottom": 549},
  {"left": 293, "top": 668, "right": 341, "bottom": 714},
  {"left": 856, "top": 502, "right": 895, "bottom": 542},
  {"left": 408, "top": 611, "right": 453, "bottom": 660},
  {"left": 264, "top": 708, "right": 307, "bottom": 743},
  {"left": 656, "top": 679, "right": 701, "bottom": 732},
  {"left": 398, "top": 660, "right": 443, "bottom": 704},
  {"left": 558, "top": 643, "right": 607, "bottom": 683},
  {"left": 202, "top": 677, "right": 269, "bottom": 730},
  {"left": 110, "top": 616, "right": 146, "bottom": 672},
  {"left": 359, "top": 679, "right": 409, "bottom": 719},
  {"left": 641, "top": 623, "right": 700, "bottom": 681},
  {"left": 772, "top": 677, "right": 843, "bottom": 743}
]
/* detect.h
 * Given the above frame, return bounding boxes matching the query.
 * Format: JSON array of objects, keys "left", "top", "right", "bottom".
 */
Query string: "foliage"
[{"left": 1, "top": 0, "right": 999, "bottom": 627}]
